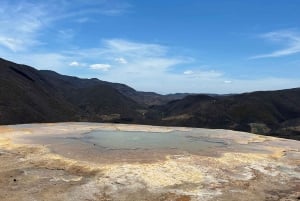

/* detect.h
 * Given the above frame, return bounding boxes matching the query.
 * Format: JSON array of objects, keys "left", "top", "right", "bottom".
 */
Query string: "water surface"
[
  {"left": 82, "top": 130, "right": 227, "bottom": 153},
  {"left": 17, "top": 128, "right": 229, "bottom": 163}
]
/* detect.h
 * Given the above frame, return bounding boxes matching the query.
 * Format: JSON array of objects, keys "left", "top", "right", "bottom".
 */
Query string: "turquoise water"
[{"left": 83, "top": 130, "right": 227, "bottom": 153}]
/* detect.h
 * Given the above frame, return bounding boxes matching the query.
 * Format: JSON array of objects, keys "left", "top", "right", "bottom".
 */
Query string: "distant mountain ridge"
[
  {"left": 151, "top": 89, "right": 300, "bottom": 139},
  {"left": 0, "top": 58, "right": 299, "bottom": 140},
  {"left": 39, "top": 66, "right": 191, "bottom": 107},
  {"left": 0, "top": 58, "right": 137, "bottom": 124},
  {"left": 0, "top": 58, "right": 187, "bottom": 124}
]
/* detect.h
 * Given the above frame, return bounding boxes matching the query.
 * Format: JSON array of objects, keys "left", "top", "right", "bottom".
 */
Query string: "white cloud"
[
  {"left": 115, "top": 57, "right": 128, "bottom": 64},
  {"left": 183, "top": 70, "right": 194, "bottom": 75},
  {"left": 0, "top": 1, "right": 46, "bottom": 51},
  {"left": 0, "top": 37, "right": 24, "bottom": 52},
  {"left": 1, "top": 2, "right": 298, "bottom": 97},
  {"left": 104, "top": 39, "right": 189, "bottom": 72},
  {"left": 104, "top": 39, "right": 167, "bottom": 56},
  {"left": 46, "top": 1, "right": 132, "bottom": 22},
  {"left": 69, "top": 61, "right": 80, "bottom": 66},
  {"left": 2, "top": 41, "right": 300, "bottom": 94},
  {"left": 90, "top": 63, "right": 111, "bottom": 71},
  {"left": 183, "top": 70, "right": 222, "bottom": 79},
  {"left": 250, "top": 30, "right": 300, "bottom": 59},
  {"left": 0, "top": 51, "right": 70, "bottom": 73},
  {"left": 63, "top": 38, "right": 188, "bottom": 73},
  {"left": 0, "top": 1, "right": 132, "bottom": 52},
  {"left": 224, "top": 80, "right": 232, "bottom": 84},
  {"left": 17, "top": 38, "right": 238, "bottom": 93}
]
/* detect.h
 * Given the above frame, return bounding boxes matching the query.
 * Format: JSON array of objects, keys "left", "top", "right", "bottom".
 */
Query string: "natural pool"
[
  {"left": 3, "top": 123, "right": 300, "bottom": 201},
  {"left": 16, "top": 128, "right": 228, "bottom": 163},
  {"left": 82, "top": 130, "right": 227, "bottom": 153}
]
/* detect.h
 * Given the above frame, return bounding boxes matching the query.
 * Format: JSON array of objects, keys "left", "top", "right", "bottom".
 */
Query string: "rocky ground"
[{"left": 0, "top": 123, "right": 299, "bottom": 201}]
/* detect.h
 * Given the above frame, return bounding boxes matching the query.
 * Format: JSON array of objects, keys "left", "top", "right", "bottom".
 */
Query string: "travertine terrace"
[{"left": 0, "top": 123, "right": 299, "bottom": 201}]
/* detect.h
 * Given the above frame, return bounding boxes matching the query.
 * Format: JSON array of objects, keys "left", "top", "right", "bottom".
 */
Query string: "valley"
[{"left": 1, "top": 58, "right": 299, "bottom": 140}]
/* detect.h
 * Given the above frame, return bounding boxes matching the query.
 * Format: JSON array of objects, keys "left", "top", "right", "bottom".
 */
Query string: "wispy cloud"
[
  {"left": 103, "top": 39, "right": 167, "bottom": 56},
  {"left": 90, "top": 63, "right": 111, "bottom": 71},
  {"left": 183, "top": 70, "right": 194, "bottom": 75},
  {"left": 69, "top": 61, "right": 86, "bottom": 67},
  {"left": 0, "top": 37, "right": 24, "bottom": 52},
  {"left": 101, "top": 39, "right": 189, "bottom": 75},
  {"left": 115, "top": 57, "right": 128, "bottom": 64},
  {"left": 250, "top": 30, "right": 300, "bottom": 59},
  {"left": 0, "top": 1, "right": 46, "bottom": 51},
  {"left": 1, "top": 36, "right": 299, "bottom": 94},
  {"left": 224, "top": 80, "right": 232, "bottom": 84},
  {"left": 63, "top": 38, "right": 188, "bottom": 72},
  {"left": 183, "top": 69, "right": 222, "bottom": 79},
  {"left": 0, "top": 0, "right": 131, "bottom": 52},
  {"left": 48, "top": 1, "right": 131, "bottom": 21}
]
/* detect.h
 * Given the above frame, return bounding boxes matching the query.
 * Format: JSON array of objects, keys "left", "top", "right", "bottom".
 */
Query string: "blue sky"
[{"left": 0, "top": 0, "right": 300, "bottom": 94}]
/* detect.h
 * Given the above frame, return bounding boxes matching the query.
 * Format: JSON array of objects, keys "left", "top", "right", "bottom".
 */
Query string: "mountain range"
[{"left": 0, "top": 58, "right": 299, "bottom": 140}]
